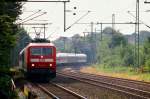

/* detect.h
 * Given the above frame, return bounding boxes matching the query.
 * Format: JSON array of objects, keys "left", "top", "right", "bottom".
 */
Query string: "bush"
[
  {"left": 0, "top": 66, "right": 11, "bottom": 75},
  {"left": 0, "top": 66, "right": 18, "bottom": 99},
  {"left": 145, "top": 59, "right": 150, "bottom": 72}
]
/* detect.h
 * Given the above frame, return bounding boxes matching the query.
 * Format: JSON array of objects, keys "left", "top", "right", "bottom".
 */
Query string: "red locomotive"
[{"left": 19, "top": 41, "right": 56, "bottom": 79}]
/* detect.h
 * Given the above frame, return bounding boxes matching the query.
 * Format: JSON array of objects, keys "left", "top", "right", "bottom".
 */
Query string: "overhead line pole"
[
  {"left": 91, "top": 22, "right": 95, "bottom": 63},
  {"left": 112, "top": 14, "right": 115, "bottom": 35},
  {"left": 134, "top": 0, "right": 140, "bottom": 67},
  {"left": 64, "top": 2, "right": 66, "bottom": 32},
  {"left": 137, "top": 0, "right": 140, "bottom": 67},
  {"left": 91, "top": 22, "right": 94, "bottom": 41},
  {"left": 134, "top": 12, "right": 137, "bottom": 67},
  {"left": 100, "top": 23, "right": 103, "bottom": 41},
  {"left": 44, "top": 24, "right": 46, "bottom": 39}
]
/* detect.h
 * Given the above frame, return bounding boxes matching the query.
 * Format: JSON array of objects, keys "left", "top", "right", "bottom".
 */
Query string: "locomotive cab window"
[
  {"left": 31, "top": 48, "right": 41, "bottom": 55},
  {"left": 42, "top": 48, "right": 52, "bottom": 56},
  {"left": 30, "top": 47, "right": 52, "bottom": 56}
]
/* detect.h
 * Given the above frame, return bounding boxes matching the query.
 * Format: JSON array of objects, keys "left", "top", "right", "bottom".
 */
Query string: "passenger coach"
[{"left": 56, "top": 53, "right": 87, "bottom": 65}]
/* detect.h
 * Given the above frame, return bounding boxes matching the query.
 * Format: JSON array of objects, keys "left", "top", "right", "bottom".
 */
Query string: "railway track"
[
  {"left": 36, "top": 82, "right": 87, "bottom": 99},
  {"left": 58, "top": 71, "right": 150, "bottom": 99},
  {"left": 64, "top": 71, "right": 150, "bottom": 91},
  {"left": 79, "top": 72, "right": 150, "bottom": 88},
  {"left": 63, "top": 71, "right": 150, "bottom": 91}
]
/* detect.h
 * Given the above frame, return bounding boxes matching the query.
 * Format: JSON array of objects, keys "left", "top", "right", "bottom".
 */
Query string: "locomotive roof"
[
  {"left": 28, "top": 43, "right": 55, "bottom": 46},
  {"left": 57, "top": 53, "right": 87, "bottom": 57},
  {"left": 19, "top": 43, "right": 55, "bottom": 55}
]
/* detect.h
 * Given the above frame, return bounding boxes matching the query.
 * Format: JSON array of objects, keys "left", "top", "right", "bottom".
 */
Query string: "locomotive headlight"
[
  {"left": 49, "top": 64, "right": 52, "bottom": 67},
  {"left": 32, "top": 64, "right": 35, "bottom": 67}
]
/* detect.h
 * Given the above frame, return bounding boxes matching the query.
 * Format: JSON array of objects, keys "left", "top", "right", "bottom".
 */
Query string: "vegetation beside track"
[
  {"left": 0, "top": 1, "right": 29, "bottom": 98},
  {"left": 80, "top": 65, "right": 150, "bottom": 82},
  {"left": 0, "top": 67, "right": 19, "bottom": 99}
]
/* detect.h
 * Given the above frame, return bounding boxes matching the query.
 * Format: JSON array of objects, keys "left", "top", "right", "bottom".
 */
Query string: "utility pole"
[
  {"left": 64, "top": 2, "right": 66, "bottom": 32},
  {"left": 72, "top": 36, "right": 79, "bottom": 54},
  {"left": 62, "top": 37, "right": 66, "bottom": 52},
  {"left": 112, "top": 14, "right": 115, "bottom": 35},
  {"left": 83, "top": 32, "right": 89, "bottom": 41},
  {"left": 100, "top": 23, "right": 103, "bottom": 41},
  {"left": 134, "top": 0, "right": 140, "bottom": 67},
  {"left": 43, "top": 24, "right": 46, "bottom": 39},
  {"left": 91, "top": 22, "right": 96, "bottom": 63},
  {"left": 137, "top": 0, "right": 140, "bottom": 67},
  {"left": 91, "top": 22, "right": 94, "bottom": 41}
]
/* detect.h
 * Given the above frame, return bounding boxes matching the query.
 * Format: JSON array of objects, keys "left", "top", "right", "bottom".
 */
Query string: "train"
[
  {"left": 19, "top": 37, "right": 87, "bottom": 80},
  {"left": 56, "top": 53, "right": 87, "bottom": 65},
  {"left": 19, "top": 41, "right": 56, "bottom": 79}
]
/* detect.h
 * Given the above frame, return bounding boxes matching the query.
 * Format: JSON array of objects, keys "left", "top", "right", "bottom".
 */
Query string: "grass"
[{"left": 80, "top": 64, "right": 150, "bottom": 82}]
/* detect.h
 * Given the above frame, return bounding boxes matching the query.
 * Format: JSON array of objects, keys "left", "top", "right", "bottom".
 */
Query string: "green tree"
[
  {"left": 0, "top": 1, "right": 23, "bottom": 66},
  {"left": 109, "top": 32, "right": 127, "bottom": 48},
  {"left": 143, "top": 37, "right": 150, "bottom": 71},
  {"left": 96, "top": 27, "right": 134, "bottom": 67}
]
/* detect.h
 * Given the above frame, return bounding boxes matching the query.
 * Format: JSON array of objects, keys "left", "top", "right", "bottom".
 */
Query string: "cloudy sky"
[{"left": 19, "top": 0, "right": 150, "bottom": 40}]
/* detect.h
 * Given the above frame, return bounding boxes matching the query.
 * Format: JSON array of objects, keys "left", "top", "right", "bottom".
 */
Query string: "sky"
[{"left": 19, "top": 0, "right": 150, "bottom": 41}]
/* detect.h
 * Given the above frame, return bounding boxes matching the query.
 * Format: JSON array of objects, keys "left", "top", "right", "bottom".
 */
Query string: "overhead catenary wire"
[
  {"left": 18, "top": 10, "right": 42, "bottom": 23},
  {"left": 127, "top": 11, "right": 150, "bottom": 29},
  {"left": 19, "top": 12, "right": 47, "bottom": 24},
  {"left": 46, "top": 27, "right": 60, "bottom": 39},
  {"left": 65, "top": 11, "right": 91, "bottom": 31}
]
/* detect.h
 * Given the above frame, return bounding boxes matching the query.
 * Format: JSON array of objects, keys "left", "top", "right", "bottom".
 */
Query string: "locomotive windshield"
[
  {"left": 30, "top": 47, "right": 52, "bottom": 56},
  {"left": 42, "top": 48, "right": 52, "bottom": 56}
]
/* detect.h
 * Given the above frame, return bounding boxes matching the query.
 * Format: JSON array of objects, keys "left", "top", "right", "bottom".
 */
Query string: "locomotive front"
[
  {"left": 28, "top": 43, "right": 56, "bottom": 77},
  {"left": 19, "top": 42, "right": 56, "bottom": 78}
]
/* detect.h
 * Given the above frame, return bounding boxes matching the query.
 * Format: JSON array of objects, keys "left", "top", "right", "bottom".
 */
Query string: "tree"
[
  {"left": 0, "top": 1, "right": 22, "bottom": 21},
  {"left": 96, "top": 27, "right": 134, "bottom": 67},
  {"left": 10, "top": 28, "right": 31, "bottom": 66},
  {"left": 109, "top": 33, "right": 127, "bottom": 48},
  {"left": 0, "top": 1, "right": 24, "bottom": 66},
  {"left": 143, "top": 37, "right": 150, "bottom": 71}
]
